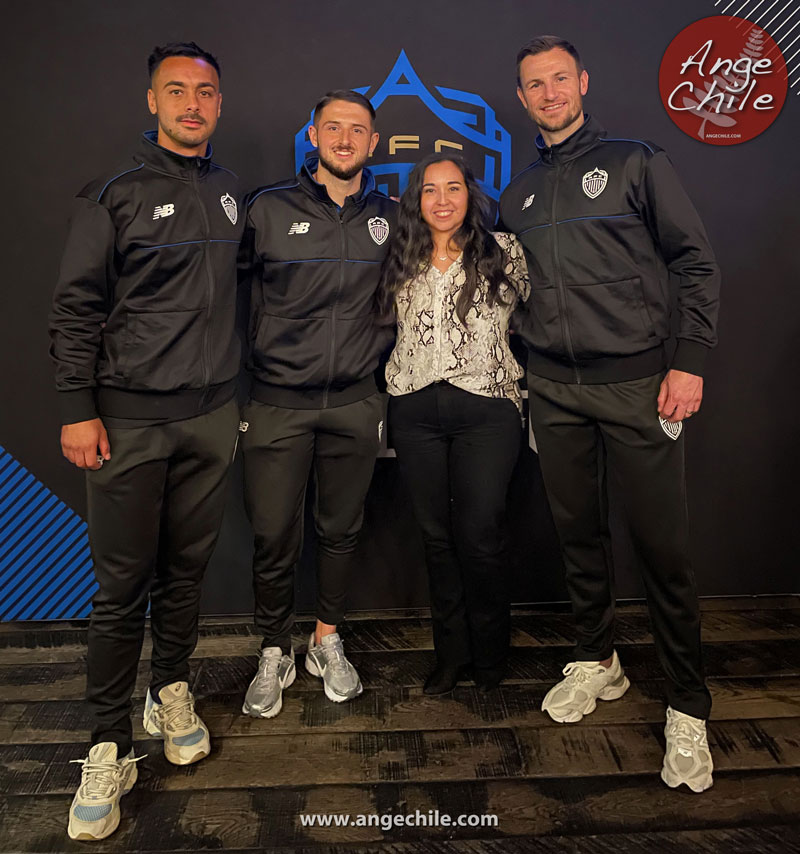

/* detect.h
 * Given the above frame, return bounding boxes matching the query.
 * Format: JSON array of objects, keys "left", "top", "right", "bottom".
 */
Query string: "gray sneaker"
[
  {"left": 242, "top": 646, "right": 296, "bottom": 718},
  {"left": 305, "top": 631, "right": 363, "bottom": 702}
]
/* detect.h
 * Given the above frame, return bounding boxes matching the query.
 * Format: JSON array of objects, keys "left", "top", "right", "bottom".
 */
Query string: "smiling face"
[
  {"left": 517, "top": 48, "right": 589, "bottom": 145},
  {"left": 419, "top": 160, "right": 469, "bottom": 245},
  {"left": 308, "top": 99, "right": 379, "bottom": 182},
  {"left": 146, "top": 56, "right": 221, "bottom": 156}
]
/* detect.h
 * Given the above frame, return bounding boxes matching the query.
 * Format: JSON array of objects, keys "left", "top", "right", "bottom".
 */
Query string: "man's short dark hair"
[
  {"left": 313, "top": 90, "right": 376, "bottom": 126},
  {"left": 148, "top": 42, "right": 221, "bottom": 80},
  {"left": 516, "top": 36, "right": 583, "bottom": 86}
]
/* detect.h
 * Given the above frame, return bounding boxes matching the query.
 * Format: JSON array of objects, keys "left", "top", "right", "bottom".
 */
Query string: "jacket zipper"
[
  {"left": 550, "top": 163, "right": 581, "bottom": 384},
  {"left": 323, "top": 207, "right": 346, "bottom": 409},
  {"left": 191, "top": 166, "right": 215, "bottom": 399}
]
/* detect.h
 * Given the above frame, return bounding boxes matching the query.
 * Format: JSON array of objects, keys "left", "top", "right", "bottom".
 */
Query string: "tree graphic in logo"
[
  {"left": 680, "top": 27, "right": 767, "bottom": 140},
  {"left": 659, "top": 16, "right": 787, "bottom": 146}
]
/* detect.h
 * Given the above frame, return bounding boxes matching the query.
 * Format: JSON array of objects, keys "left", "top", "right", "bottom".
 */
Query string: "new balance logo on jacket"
[
  {"left": 153, "top": 203, "right": 175, "bottom": 219},
  {"left": 288, "top": 222, "right": 310, "bottom": 235}
]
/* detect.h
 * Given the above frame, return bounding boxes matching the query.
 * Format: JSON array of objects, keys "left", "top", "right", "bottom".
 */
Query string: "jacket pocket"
[
  {"left": 116, "top": 309, "right": 206, "bottom": 389},
  {"left": 526, "top": 286, "right": 564, "bottom": 355},
  {"left": 565, "top": 277, "right": 658, "bottom": 359},
  {"left": 251, "top": 313, "right": 330, "bottom": 387},
  {"left": 332, "top": 313, "right": 381, "bottom": 385},
  {"left": 253, "top": 312, "right": 271, "bottom": 355},
  {"left": 100, "top": 314, "right": 134, "bottom": 379}
]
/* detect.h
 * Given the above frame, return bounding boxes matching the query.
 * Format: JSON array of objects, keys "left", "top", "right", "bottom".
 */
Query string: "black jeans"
[
  {"left": 85, "top": 399, "right": 239, "bottom": 755},
  {"left": 242, "top": 394, "right": 383, "bottom": 653},
  {"left": 389, "top": 383, "right": 522, "bottom": 674},
  {"left": 527, "top": 372, "right": 712, "bottom": 720}
]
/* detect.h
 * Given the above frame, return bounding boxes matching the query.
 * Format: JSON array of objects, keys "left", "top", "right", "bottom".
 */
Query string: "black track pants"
[
  {"left": 85, "top": 399, "right": 239, "bottom": 754},
  {"left": 389, "top": 383, "right": 522, "bottom": 673},
  {"left": 527, "top": 372, "right": 711, "bottom": 720},
  {"left": 242, "top": 394, "right": 383, "bottom": 653}
]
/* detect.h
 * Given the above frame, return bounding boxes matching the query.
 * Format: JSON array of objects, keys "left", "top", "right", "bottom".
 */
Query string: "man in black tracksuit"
[
  {"left": 240, "top": 91, "right": 397, "bottom": 718},
  {"left": 50, "top": 43, "right": 242, "bottom": 841},
  {"left": 499, "top": 37, "right": 720, "bottom": 793}
]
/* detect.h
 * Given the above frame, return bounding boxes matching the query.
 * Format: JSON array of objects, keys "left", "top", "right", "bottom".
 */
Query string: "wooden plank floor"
[{"left": 1, "top": 598, "right": 800, "bottom": 853}]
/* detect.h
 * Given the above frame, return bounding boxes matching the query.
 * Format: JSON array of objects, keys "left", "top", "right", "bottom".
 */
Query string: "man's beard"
[
  {"left": 535, "top": 103, "right": 582, "bottom": 134},
  {"left": 318, "top": 149, "right": 369, "bottom": 181},
  {"left": 161, "top": 117, "right": 211, "bottom": 149}
]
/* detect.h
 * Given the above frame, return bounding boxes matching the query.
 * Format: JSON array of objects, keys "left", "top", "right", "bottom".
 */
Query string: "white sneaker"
[
  {"left": 305, "top": 631, "right": 363, "bottom": 702},
  {"left": 541, "top": 650, "right": 630, "bottom": 723},
  {"left": 67, "top": 742, "right": 143, "bottom": 841},
  {"left": 143, "top": 681, "right": 210, "bottom": 765},
  {"left": 242, "top": 646, "right": 296, "bottom": 718},
  {"left": 661, "top": 706, "right": 714, "bottom": 792}
]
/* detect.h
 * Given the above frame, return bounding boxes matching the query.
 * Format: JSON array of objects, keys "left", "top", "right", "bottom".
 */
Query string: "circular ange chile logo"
[{"left": 659, "top": 16, "right": 787, "bottom": 145}]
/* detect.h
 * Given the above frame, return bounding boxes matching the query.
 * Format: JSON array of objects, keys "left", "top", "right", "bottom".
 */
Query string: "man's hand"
[
  {"left": 657, "top": 369, "right": 703, "bottom": 423},
  {"left": 60, "top": 418, "right": 111, "bottom": 470}
]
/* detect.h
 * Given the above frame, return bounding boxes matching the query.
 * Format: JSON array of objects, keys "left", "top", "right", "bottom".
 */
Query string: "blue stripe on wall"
[{"left": 0, "top": 445, "right": 95, "bottom": 620}]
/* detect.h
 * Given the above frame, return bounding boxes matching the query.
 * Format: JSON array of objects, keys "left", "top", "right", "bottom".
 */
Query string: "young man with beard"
[
  {"left": 50, "top": 42, "right": 242, "bottom": 840},
  {"left": 498, "top": 36, "right": 720, "bottom": 792},
  {"left": 241, "top": 91, "right": 397, "bottom": 718}
]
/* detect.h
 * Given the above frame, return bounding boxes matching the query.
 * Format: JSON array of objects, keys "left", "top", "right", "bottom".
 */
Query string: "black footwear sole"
[{"left": 423, "top": 665, "right": 470, "bottom": 695}]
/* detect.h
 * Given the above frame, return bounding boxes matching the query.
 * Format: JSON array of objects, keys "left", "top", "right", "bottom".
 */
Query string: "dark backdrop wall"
[{"left": 1, "top": 0, "right": 798, "bottom": 619}]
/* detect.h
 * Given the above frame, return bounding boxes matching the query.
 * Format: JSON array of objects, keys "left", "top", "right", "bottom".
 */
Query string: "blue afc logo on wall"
[{"left": 295, "top": 50, "right": 511, "bottom": 200}]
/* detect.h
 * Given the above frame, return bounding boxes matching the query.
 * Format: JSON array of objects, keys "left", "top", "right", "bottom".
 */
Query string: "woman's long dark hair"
[{"left": 378, "top": 153, "right": 514, "bottom": 326}]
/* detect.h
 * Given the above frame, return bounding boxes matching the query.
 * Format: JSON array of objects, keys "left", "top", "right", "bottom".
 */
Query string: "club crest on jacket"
[
  {"left": 582, "top": 167, "right": 608, "bottom": 199},
  {"left": 368, "top": 217, "right": 389, "bottom": 245},
  {"left": 220, "top": 193, "right": 238, "bottom": 224}
]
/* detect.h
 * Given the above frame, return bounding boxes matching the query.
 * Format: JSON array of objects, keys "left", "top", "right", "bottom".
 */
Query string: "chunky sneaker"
[
  {"left": 143, "top": 681, "right": 210, "bottom": 765},
  {"left": 305, "top": 631, "right": 363, "bottom": 702},
  {"left": 67, "top": 742, "right": 143, "bottom": 841},
  {"left": 242, "top": 646, "right": 296, "bottom": 718},
  {"left": 661, "top": 706, "right": 714, "bottom": 792},
  {"left": 541, "top": 650, "right": 630, "bottom": 723}
]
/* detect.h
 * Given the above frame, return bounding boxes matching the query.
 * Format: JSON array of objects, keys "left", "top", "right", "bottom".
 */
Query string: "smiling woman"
[
  {"left": 419, "top": 160, "right": 469, "bottom": 266},
  {"left": 378, "top": 153, "right": 530, "bottom": 696}
]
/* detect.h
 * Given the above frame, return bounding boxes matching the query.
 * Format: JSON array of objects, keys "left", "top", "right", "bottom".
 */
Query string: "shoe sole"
[
  {"left": 68, "top": 810, "right": 120, "bottom": 842},
  {"left": 305, "top": 654, "right": 363, "bottom": 703},
  {"left": 67, "top": 765, "right": 137, "bottom": 840},
  {"left": 163, "top": 742, "right": 209, "bottom": 765},
  {"left": 543, "top": 675, "right": 631, "bottom": 723},
  {"left": 660, "top": 765, "right": 714, "bottom": 793},
  {"left": 242, "top": 666, "right": 297, "bottom": 718},
  {"left": 423, "top": 685, "right": 457, "bottom": 696},
  {"left": 143, "top": 711, "right": 210, "bottom": 765},
  {"left": 323, "top": 680, "right": 363, "bottom": 703}
]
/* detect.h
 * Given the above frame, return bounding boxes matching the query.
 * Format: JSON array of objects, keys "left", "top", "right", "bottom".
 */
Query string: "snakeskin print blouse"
[{"left": 386, "top": 232, "right": 530, "bottom": 410}]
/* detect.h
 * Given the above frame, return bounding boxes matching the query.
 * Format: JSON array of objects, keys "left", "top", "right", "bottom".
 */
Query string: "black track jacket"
[
  {"left": 49, "top": 132, "right": 244, "bottom": 425},
  {"left": 499, "top": 116, "right": 720, "bottom": 384},
  {"left": 244, "top": 158, "right": 397, "bottom": 409}
]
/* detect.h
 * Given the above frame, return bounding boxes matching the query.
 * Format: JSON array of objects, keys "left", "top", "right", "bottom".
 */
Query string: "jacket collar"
[
  {"left": 535, "top": 114, "right": 606, "bottom": 164},
  {"left": 136, "top": 130, "right": 214, "bottom": 178},
  {"left": 298, "top": 156, "right": 376, "bottom": 206}
]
